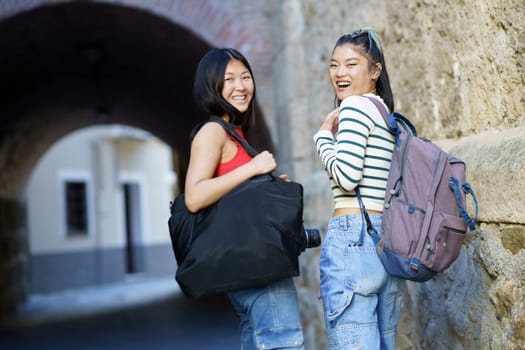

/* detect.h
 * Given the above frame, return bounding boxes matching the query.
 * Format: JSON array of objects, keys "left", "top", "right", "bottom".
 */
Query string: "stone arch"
[
  {"left": 0, "top": 0, "right": 270, "bottom": 76},
  {"left": 0, "top": 0, "right": 273, "bottom": 316}
]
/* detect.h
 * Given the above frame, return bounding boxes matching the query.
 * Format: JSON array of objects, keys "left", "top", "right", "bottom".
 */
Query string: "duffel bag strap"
[{"left": 209, "top": 116, "right": 259, "bottom": 157}]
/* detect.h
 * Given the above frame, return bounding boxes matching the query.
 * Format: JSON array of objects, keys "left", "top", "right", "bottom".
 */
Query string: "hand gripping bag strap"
[
  {"left": 209, "top": 116, "right": 307, "bottom": 238},
  {"left": 208, "top": 116, "right": 284, "bottom": 182}
]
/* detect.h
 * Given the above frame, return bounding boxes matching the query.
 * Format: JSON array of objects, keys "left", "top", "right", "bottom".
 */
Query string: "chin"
[{"left": 234, "top": 105, "right": 249, "bottom": 112}]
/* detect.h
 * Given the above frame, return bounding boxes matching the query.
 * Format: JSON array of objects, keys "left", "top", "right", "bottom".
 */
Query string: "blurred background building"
[{"left": 25, "top": 125, "right": 175, "bottom": 293}]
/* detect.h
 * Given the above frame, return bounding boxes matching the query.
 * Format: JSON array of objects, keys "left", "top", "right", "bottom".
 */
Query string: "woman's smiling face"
[
  {"left": 329, "top": 43, "right": 380, "bottom": 101},
  {"left": 222, "top": 59, "right": 254, "bottom": 112}
]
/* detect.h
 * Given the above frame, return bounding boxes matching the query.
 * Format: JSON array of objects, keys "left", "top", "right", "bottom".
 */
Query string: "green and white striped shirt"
[{"left": 313, "top": 94, "right": 395, "bottom": 212}]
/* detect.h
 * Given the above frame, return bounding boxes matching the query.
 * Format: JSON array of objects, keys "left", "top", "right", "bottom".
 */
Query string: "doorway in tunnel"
[{"left": 122, "top": 182, "right": 142, "bottom": 274}]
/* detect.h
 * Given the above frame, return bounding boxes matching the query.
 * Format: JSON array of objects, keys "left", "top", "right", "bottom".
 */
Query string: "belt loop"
[{"left": 344, "top": 215, "right": 350, "bottom": 229}]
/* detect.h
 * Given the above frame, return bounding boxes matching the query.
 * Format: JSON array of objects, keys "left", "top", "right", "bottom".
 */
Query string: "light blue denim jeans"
[
  {"left": 227, "top": 277, "right": 305, "bottom": 350},
  {"left": 320, "top": 214, "right": 403, "bottom": 350}
]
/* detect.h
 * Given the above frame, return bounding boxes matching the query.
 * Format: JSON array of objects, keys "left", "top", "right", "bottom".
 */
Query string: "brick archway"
[
  {"left": 0, "top": 0, "right": 271, "bottom": 97},
  {"left": 0, "top": 0, "right": 273, "bottom": 317},
  {"left": 0, "top": 0, "right": 263, "bottom": 55}
]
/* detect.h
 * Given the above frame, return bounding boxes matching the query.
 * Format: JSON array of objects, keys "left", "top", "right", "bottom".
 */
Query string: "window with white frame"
[
  {"left": 59, "top": 171, "right": 93, "bottom": 237},
  {"left": 65, "top": 181, "right": 88, "bottom": 236}
]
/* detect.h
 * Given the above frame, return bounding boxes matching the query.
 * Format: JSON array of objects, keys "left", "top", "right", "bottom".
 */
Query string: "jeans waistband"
[{"left": 328, "top": 213, "right": 382, "bottom": 230}]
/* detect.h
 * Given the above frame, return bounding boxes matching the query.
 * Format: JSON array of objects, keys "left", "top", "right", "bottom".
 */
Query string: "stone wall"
[{"left": 269, "top": 0, "right": 524, "bottom": 349}]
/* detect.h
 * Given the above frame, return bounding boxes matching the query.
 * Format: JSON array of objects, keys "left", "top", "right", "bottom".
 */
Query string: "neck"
[{"left": 221, "top": 114, "right": 230, "bottom": 123}]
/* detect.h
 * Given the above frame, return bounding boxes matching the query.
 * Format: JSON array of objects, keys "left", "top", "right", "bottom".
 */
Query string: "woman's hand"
[
  {"left": 319, "top": 108, "right": 339, "bottom": 134},
  {"left": 250, "top": 151, "right": 277, "bottom": 175}
]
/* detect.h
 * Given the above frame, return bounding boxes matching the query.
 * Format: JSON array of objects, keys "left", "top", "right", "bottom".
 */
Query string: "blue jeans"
[
  {"left": 227, "top": 277, "right": 305, "bottom": 350},
  {"left": 320, "top": 214, "right": 403, "bottom": 350}
]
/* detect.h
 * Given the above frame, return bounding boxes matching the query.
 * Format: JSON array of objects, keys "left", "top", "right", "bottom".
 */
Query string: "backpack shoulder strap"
[
  {"left": 364, "top": 95, "right": 389, "bottom": 123},
  {"left": 364, "top": 96, "right": 418, "bottom": 138},
  {"left": 357, "top": 96, "right": 391, "bottom": 245}
]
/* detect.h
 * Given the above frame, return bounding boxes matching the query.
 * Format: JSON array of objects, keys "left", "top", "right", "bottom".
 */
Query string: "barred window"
[{"left": 65, "top": 181, "right": 88, "bottom": 236}]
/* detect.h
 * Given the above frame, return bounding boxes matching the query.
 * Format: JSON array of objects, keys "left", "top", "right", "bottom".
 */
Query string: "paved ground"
[{"left": 0, "top": 275, "right": 241, "bottom": 349}]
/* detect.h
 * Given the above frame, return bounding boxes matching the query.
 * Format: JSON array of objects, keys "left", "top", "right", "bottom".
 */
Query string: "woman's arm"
[
  {"left": 314, "top": 96, "right": 374, "bottom": 192},
  {"left": 184, "top": 122, "right": 276, "bottom": 212}
]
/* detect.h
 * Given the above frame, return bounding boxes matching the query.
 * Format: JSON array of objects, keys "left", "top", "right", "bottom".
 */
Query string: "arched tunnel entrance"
[{"left": 0, "top": 1, "right": 273, "bottom": 318}]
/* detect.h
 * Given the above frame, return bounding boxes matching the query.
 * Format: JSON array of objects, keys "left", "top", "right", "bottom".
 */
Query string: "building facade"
[{"left": 25, "top": 125, "right": 175, "bottom": 292}]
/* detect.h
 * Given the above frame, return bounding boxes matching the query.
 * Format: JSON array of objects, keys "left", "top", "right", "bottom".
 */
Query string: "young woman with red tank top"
[{"left": 184, "top": 48, "right": 305, "bottom": 350}]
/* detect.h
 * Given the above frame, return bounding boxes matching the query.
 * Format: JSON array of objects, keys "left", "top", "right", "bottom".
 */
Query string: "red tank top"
[{"left": 215, "top": 127, "right": 253, "bottom": 176}]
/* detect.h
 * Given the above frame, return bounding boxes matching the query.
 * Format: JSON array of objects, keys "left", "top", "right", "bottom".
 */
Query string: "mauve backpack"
[{"left": 356, "top": 97, "right": 478, "bottom": 282}]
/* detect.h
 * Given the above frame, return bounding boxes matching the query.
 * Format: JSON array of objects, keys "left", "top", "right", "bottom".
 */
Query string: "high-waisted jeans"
[
  {"left": 227, "top": 277, "right": 305, "bottom": 350},
  {"left": 320, "top": 214, "right": 403, "bottom": 350}
]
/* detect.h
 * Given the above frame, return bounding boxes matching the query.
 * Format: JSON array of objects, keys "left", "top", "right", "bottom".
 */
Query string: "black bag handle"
[{"left": 209, "top": 116, "right": 259, "bottom": 157}]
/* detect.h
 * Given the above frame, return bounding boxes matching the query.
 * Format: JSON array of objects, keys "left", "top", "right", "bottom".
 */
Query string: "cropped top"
[
  {"left": 215, "top": 127, "right": 253, "bottom": 176},
  {"left": 313, "top": 94, "right": 395, "bottom": 212}
]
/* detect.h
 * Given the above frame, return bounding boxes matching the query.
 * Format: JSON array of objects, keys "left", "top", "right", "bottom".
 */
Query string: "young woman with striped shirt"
[{"left": 313, "top": 28, "right": 404, "bottom": 350}]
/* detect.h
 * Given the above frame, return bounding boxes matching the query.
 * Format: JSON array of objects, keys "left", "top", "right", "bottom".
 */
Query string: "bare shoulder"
[{"left": 192, "top": 121, "right": 228, "bottom": 147}]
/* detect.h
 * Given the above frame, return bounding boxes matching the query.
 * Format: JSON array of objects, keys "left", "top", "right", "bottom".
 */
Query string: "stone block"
[{"left": 438, "top": 127, "right": 525, "bottom": 224}]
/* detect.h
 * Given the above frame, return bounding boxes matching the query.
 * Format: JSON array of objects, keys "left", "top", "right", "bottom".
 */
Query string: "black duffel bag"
[
  {"left": 169, "top": 174, "right": 306, "bottom": 299},
  {"left": 168, "top": 117, "right": 309, "bottom": 299}
]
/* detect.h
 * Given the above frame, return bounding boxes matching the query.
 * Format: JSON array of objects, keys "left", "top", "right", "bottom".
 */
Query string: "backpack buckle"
[{"left": 409, "top": 258, "right": 420, "bottom": 271}]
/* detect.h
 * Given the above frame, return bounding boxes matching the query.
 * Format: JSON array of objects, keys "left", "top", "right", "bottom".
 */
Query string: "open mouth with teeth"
[{"left": 230, "top": 94, "right": 251, "bottom": 111}]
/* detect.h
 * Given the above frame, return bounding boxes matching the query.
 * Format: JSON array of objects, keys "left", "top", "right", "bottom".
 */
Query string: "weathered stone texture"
[
  {"left": 384, "top": 0, "right": 525, "bottom": 139},
  {"left": 284, "top": 0, "right": 525, "bottom": 349},
  {"left": 439, "top": 127, "right": 525, "bottom": 224}
]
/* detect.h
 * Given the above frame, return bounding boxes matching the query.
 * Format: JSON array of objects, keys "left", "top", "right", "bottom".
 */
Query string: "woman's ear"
[{"left": 373, "top": 62, "right": 382, "bottom": 80}]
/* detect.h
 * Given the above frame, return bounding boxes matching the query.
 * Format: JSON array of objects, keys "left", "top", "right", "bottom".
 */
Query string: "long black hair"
[
  {"left": 192, "top": 48, "right": 256, "bottom": 132},
  {"left": 333, "top": 28, "right": 394, "bottom": 112}
]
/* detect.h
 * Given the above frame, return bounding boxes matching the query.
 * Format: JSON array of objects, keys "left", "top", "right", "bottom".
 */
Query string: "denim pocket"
[
  {"left": 320, "top": 216, "right": 389, "bottom": 323},
  {"left": 345, "top": 241, "right": 389, "bottom": 296},
  {"left": 254, "top": 329, "right": 304, "bottom": 349},
  {"left": 320, "top": 232, "right": 354, "bottom": 322},
  {"left": 247, "top": 278, "right": 305, "bottom": 349}
]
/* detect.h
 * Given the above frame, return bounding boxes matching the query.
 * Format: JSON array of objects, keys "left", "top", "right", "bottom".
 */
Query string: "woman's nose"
[
  {"left": 234, "top": 79, "right": 245, "bottom": 90},
  {"left": 335, "top": 66, "right": 346, "bottom": 76}
]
